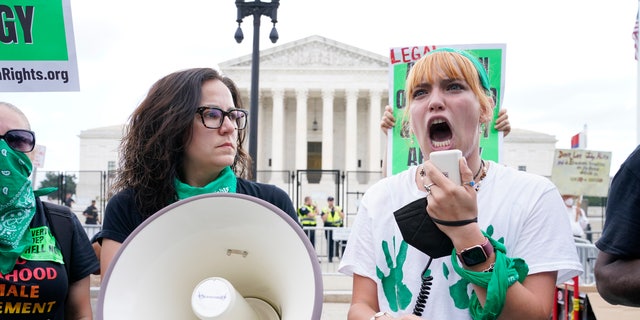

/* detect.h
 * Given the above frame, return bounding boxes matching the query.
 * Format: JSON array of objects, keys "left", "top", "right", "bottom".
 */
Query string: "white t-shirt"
[{"left": 338, "top": 161, "right": 583, "bottom": 319}]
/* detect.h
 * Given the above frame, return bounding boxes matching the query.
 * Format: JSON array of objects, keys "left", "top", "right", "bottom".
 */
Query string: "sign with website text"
[
  {"left": 0, "top": 0, "right": 79, "bottom": 91},
  {"left": 387, "top": 44, "right": 506, "bottom": 176},
  {"left": 551, "top": 149, "right": 612, "bottom": 197}
]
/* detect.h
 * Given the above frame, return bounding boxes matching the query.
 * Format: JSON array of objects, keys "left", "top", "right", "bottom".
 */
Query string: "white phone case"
[{"left": 429, "top": 150, "right": 462, "bottom": 185}]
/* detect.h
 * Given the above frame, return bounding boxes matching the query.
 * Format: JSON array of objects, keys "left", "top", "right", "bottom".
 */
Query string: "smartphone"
[{"left": 429, "top": 150, "right": 462, "bottom": 185}]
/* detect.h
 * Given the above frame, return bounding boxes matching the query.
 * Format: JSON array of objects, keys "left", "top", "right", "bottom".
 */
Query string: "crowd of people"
[{"left": 3, "top": 48, "right": 639, "bottom": 320}]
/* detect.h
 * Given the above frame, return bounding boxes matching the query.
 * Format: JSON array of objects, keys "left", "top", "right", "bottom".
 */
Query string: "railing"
[
  {"left": 300, "top": 226, "right": 351, "bottom": 275},
  {"left": 83, "top": 224, "right": 102, "bottom": 241},
  {"left": 575, "top": 242, "right": 599, "bottom": 285}
]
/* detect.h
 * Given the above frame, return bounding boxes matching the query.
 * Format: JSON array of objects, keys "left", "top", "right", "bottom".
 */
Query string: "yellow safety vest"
[
  {"left": 322, "top": 206, "right": 343, "bottom": 227},
  {"left": 298, "top": 205, "right": 317, "bottom": 226}
]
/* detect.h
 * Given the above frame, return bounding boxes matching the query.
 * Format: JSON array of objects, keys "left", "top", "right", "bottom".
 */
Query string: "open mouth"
[{"left": 429, "top": 119, "right": 452, "bottom": 148}]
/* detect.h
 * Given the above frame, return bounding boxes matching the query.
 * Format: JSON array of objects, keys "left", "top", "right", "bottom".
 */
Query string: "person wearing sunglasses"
[
  {"left": 99, "top": 68, "right": 299, "bottom": 276},
  {"left": 0, "top": 102, "right": 99, "bottom": 319}
]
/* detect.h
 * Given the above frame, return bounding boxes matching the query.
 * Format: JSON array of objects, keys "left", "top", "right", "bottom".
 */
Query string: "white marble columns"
[
  {"left": 295, "top": 88, "right": 309, "bottom": 170},
  {"left": 271, "top": 88, "right": 285, "bottom": 171},
  {"left": 321, "top": 89, "right": 334, "bottom": 170},
  {"left": 368, "top": 90, "right": 382, "bottom": 171},
  {"left": 344, "top": 89, "right": 358, "bottom": 171},
  {"left": 262, "top": 88, "right": 385, "bottom": 173}
]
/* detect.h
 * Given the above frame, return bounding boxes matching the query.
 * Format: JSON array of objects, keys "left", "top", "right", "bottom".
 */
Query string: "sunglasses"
[{"left": 0, "top": 129, "right": 36, "bottom": 153}]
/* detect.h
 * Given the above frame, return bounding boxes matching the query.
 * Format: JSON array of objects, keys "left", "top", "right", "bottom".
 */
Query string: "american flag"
[{"left": 634, "top": 5, "right": 639, "bottom": 60}]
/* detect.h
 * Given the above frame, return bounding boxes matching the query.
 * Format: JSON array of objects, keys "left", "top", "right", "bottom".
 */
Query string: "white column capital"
[
  {"left": 296, "top": 88, "right": 309, "bottom": 98},
  {"left": 271, "top": 88, "right": 285, "bottom": 97},
  {"left": 322, "top": 88, "right": 335, "bottom": 99}
]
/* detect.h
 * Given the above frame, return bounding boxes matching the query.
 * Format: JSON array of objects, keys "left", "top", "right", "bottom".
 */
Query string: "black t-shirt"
[
  {"left": 83, "top": 205, "right": 99, "bottom": 224},
  {"left": 101, "top": 178, "right": 299, "bottom": 243},
  {"left": 0, "top": 204, "right": 99, "bottom": 319},
  {"left": 596, "top": 145, "right": 640, "bottom": 257}
]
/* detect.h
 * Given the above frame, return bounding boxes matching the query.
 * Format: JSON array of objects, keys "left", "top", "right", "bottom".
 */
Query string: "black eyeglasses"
[
  {"left": 196, "top": 106, "right": 248, "bottom": 130},
  {"left": 0, "top": 129, "right": 36, "bottom": 153}
]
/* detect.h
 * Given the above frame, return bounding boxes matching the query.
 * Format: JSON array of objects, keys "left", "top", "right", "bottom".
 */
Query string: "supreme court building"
[{"left": 220, "top": 35, "right": 389, "bottom": 177}]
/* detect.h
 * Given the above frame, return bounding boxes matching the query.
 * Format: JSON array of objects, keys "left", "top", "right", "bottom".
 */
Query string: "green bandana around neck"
[
  {"left": 0, "top": 140, "right": 36, "bottom": 274},
  {"left": 174, "top": 166, "right": 237, "bottom": 200}
]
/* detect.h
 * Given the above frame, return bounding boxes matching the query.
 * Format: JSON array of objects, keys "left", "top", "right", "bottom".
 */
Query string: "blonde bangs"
[{"left": 404, "top": 51, "right": 493, "bottom": 122}]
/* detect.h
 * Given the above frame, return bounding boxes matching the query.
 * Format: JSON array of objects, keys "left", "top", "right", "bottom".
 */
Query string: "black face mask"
[{"left": 393, "top": 197, "right": 454, "bottom": 258}]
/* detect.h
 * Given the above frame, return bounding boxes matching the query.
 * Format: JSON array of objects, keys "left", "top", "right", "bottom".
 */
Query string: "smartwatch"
[{"left": 457, "top": 237, "right": 494, "bottom": 267}]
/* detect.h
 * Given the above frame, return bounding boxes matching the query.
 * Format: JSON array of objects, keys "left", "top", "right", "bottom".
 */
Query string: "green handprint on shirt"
[{"left": 376, "top": 237, "right": 412, "bottom": 312}]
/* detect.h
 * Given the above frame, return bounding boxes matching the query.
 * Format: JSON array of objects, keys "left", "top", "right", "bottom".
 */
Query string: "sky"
[{"left": 3, "top": 0, "right": 639, "bottom": 177}]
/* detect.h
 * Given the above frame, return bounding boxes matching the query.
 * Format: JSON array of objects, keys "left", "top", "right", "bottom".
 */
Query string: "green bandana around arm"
[{"left": 451, "top": 231, "right": 529, "bottom": 320}]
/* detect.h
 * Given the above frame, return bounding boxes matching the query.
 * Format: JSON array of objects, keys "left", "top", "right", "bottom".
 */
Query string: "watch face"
[{"left": 461, "top": 246, "right": 488, "bottom": 266}]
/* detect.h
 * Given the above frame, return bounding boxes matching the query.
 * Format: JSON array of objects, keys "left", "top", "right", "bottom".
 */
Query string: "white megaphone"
[{"left": 96, "top": 193, "right": 323, "bottom": 319}]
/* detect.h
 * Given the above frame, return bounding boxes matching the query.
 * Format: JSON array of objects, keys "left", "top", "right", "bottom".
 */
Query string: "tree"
[{"left": 38, "top": 172, "right": 77, "bottom": 200}]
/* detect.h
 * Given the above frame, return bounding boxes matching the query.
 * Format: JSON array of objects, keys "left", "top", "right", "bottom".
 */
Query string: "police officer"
[
  {"left": 298, "top": 196, "right": 318, "bottom": 248},
  {"left": 322, "top": 196, "right": 344, "bottom": 262}
]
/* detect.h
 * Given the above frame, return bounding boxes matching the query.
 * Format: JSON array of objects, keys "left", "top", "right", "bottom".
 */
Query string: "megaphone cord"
[{"left": 412, "top": 257, "right": 434, "bottom": 317}]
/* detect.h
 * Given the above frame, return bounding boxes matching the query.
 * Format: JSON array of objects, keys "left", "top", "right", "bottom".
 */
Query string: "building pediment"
[{"left": 219, "top": 35, "right": 388, "bottom": 70}]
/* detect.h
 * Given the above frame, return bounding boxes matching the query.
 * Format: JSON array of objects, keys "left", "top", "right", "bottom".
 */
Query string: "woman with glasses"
[
  {"left": 0, "top": 102, "right": 99, "bottom": 319},
  {"left": 99, "top": 68, "right": 298, "bottom": 275}
]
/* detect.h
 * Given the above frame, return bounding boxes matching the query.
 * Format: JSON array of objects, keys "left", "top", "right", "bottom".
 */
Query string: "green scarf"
[
  {"left": 174, "top": 166, "right": 237, "bottom": 200},
  {"left": 451, "top": 231, "right": 529, "bottom": 320},
  {"left": 0, "top": 140, "right": 36, "bottom": 274}
]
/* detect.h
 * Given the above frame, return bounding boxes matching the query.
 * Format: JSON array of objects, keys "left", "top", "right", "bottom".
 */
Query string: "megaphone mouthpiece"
[{"left": 192, "top": 277, "right": 279, "bottom": 320}]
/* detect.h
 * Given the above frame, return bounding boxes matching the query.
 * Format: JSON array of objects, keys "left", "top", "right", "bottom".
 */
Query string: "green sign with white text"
[
  {"left": 387, "top": 44, "right": 506, "bottom": 176},
  {"left": 1, "top": 0, "right": 79, "bottom": 91}
]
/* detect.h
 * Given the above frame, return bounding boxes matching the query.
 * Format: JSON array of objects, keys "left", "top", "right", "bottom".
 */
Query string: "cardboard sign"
[{"left": 551, "top": 149, "right": 612, "bottom": 197}]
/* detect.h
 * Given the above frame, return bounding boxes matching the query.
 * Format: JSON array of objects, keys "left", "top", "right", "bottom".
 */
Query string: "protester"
[
  {"left": 99, "top": 68, "right": 298, "bottom": 276},
  {"left": 561, "top": 194, "right": 589, "bottom": 239},
  {"left": 338, "top": 49, "right": 582, "bottom": 319},
  {"left": 0, "top": 101, "right": 98, "bottom": 319},
  {"left": 595, "top": 145, "right": 640, "bottom": 307}
]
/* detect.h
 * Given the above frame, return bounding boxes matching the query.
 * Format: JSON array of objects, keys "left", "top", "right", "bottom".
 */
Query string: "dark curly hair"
[{"left": 111, "top": 68, "right": 252, "bottom": 218}]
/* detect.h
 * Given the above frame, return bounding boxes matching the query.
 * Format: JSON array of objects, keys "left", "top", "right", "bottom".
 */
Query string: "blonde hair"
[{"left": 404, "top": 51, "right": 494, "bottom": 125}]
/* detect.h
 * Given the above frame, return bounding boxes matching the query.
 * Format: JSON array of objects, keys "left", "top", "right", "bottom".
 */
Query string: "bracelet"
[
  {"left": 482, "top": 262, "right": 495, "bottom": 273},
  {"left": 370, "top": 311, "right": 390, "bottom": 320},
  {"left": 429, "top": 215, "right": 478, "bottom": 226}
]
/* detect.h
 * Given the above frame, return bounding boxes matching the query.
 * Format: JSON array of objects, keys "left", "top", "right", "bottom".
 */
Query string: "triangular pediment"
[{"left": 219, "top": 35, "right": 388, "bottom": 69}]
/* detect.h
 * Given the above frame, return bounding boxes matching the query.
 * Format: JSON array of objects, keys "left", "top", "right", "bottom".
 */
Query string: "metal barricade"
[
  {"left": 575, "top": 243, "right": 599, "bottom": 285},
  {"left": 83, "top": 224, "right": 102, "bottom": 241}
]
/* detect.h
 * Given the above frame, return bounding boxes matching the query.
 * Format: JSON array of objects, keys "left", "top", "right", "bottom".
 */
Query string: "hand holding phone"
[{"left": 429, "top": 150, "right": 462, "bottom": 185}]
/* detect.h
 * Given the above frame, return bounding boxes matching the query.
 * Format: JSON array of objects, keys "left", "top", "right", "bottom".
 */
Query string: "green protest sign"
[
  {"left": 387, "top": 44, "right": 506, "bottom": 176},
  {"left": 1, "top": 0, "right": 79, "bottom": 91}
]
